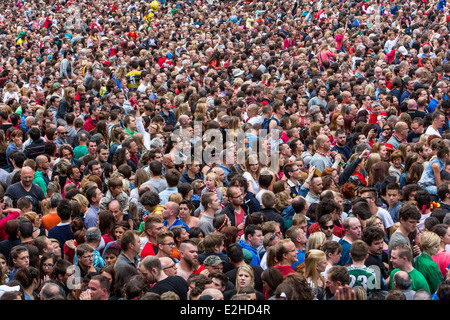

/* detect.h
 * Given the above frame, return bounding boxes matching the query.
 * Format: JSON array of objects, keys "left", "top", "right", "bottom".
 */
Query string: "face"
[
  {"left": 283, "top": 241, "right": 298, "bottom": 264},
  {"left": 326, "top": 276, "right": 340, "bottom": 295},
  {"left": 160, "top": 236, "right": 175, "bottom": 256},
  {"left": 163, "top": 260, "right": 178, "bottom": 276},
  {"left": 104, "top": 253, "right": 118, "bottom": 266},
  {"left": 347, "top": 219, "right": 362, "bottom": 240},
  {"left": 310, "top": 177, "right": 323, "bottom": 194},
  {"left": 205, "top": 177, "right": 216, "bottom": 189},
  {"left": 42, "top": 258, "right": 54, "bottom": 275},
  {"left": 336, "top": 133, "right": 346, "bottom": 146},
  {"left": 237, "top": 269, "right": 252, "bottom": 288},
  {"left": 230, "top": 188, "right": 244, "bottom": 206},
  {"left": 88, "top": 142, "right": 97, "bottom": 155},
  {"left": 21, "top": 169, "right": 35, "bottom": 188},
  {"left": 329, "top": 250, "right": 342, "bottom": 265},
  {"left": 88, "top": 279, "right": 105, "bottom": 300},
  {"left": 389, "top": 249, "right": 405, "bottom": 269},
  {"left": 98, "top": 149, "right": 109, "bottom": 163},
  {"left": 378, "top": 145, "right": 387, "bottom": 160},
  {"left": 144, "top": 221, "right": 163, "bottom": 241},
  {"left": 320, "top": 221, "right": 335, "bottom": 238},
  {"left": 386, "top": 189, "right": 400, "bottom": 206},
  {"left": 392, "top": 157, "right": 402, "bottom": 168},
  {"left": 79, "top": 251, "right": 94, "bottom": 268},
  {"left": 52, "top": 242, "right": 61, "bottom": 256},
  {"left": 401, "top": 217, "right": 419, "bottom": 234},
  {"left": 91, "top": 164, "right": 102, "bottom": 177},
  {"left": 249, "top": 230, "right": 263, "bottom": 248},
  {"left": 181, "top": 243, "right": 198, "bottom": 266}
]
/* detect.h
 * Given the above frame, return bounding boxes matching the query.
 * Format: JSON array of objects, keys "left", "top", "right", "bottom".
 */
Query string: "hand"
[
  {"left": 308, "top": 166, "right": 316, "bottom": 178},
  {"left": 237, "top": 222, "right": 245, "bottom": 231},
  {"left": 412, "top": 244, "right": 422, "bottom": 256},
  {"left": 335, "top": 285, "right": 357, "bottom": 300},
  {"left": 88, "top": 265, "right": 97, "bottom": 274},
  {"left": 79, "top": 290, "right": 92, "bottom": 301},
  {"left": 360, "top": 149, "right": 370, "bottom": 160}
]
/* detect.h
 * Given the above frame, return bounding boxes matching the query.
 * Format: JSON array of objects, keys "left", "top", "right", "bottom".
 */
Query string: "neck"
[
  {"left": 123, "top": 250, "right": 136, "bottom": 262},
  {"left": 166, "top": 216, "right": 176, "bottom": 226},
  {"left": 179, "top": 259, "right": 195, "bottom": 271},
  {"left": 352, "top": 260, "right": 365, "bottom": 267},
  {"left": 204, "top": 209, "right": 216, "bottom": 217},
  {"left": 402, "top": 263, "right": 414, "bottom": 273},
  {"left": 231, "top": 202, "right": 241, "bottom": 211},
  {"left": 278, "top": 260, "right": 291, "bottom": 267},
  {"left": 24, "top": 286, "right": 34, "bottom": 299},
  {"left": 21, "top": 237, "right": 33, "bottom": 243}
]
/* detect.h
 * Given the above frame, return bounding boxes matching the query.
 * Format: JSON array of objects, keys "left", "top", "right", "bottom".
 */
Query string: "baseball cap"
[
  {"left": 203, "top": 255, "right": 224, "bottom": 267},
  {"left": 385, "top": 143, "right": 394, "bottom": 152}
]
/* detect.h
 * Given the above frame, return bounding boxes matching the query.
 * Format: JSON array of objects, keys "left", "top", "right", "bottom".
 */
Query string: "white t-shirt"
[
  {"left": 377, "top": 207, "right": 394, "bottom": 229},
  {"left": 243, "top": 171, "right": 260, "bottom": 194},
  {"left": 424, "top": 126, "right": 442, "bottom": 138}
]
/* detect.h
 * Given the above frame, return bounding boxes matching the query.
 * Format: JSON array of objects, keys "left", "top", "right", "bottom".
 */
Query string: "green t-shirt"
[
  {"left": 347, "top": 265, "right": 378, "bottom": 293},
  {"left": 414, "top": 253, "right": 443, "bottom": 294},
  {"left": 389, "top": 268, "right": 431, "bottom": 293},
  {"left": 73, "top": 145, "right": 88, "bottom": 159}
]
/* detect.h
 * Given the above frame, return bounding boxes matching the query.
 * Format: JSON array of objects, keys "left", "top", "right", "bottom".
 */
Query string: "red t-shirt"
[
  {"left": 274, "top": 264, "right": 296, "bottom": 277},
  {"left": 235, "top": 208, "right": 246, "bottom": 237},
  {"left": 141, "top": 242, "right": 158, "bottom": 258}
]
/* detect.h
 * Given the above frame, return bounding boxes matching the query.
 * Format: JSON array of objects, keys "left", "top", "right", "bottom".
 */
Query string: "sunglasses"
[{"left": 322, "top": 225, "right": 334, "bottom": 230}]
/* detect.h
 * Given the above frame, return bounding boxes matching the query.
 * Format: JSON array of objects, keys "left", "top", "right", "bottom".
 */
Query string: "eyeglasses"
[
  {"left": 163, "top": 264, "right": 176, "bottom": 270},
  {"left": 231, "top": 193, "right": 244, "bottom": 198},
  {"left": 374, "top": 222, "right": 384, "bottom": 227},
  {"left": 163, "top": 242, "right": 175, "bottom": 247},
  {"left": 43, "top": 263, "right": 54, "bottom": 268},
  {"left": 81, "top": 255, "right": 94, "bottom": 259}
]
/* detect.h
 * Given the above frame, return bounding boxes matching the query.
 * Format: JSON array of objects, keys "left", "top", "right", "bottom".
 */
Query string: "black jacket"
[
  {"left": 260, "top": 208, "right": 285, "bottom": 234},
  {"left": 24, "top": 138, "right": 46, "bottom": 160},
  {"left": 220, "top": 202, "right": 249, "bottom": 228}
]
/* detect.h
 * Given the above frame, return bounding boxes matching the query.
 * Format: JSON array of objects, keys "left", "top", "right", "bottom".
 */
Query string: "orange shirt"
[{"left": 41, "top": 212, "right": 61, "bottom": 230}]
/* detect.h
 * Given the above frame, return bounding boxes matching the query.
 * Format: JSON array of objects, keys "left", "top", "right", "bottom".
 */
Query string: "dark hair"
[
  {"left": 362, "top": 226, "right": 385, "bottom": 246},
  {"left": 244, "top": 224, "right": 262, "bottom": 241},
  {"left": 226, "top": 243, "right": 244, "bottom": 263},
  {"left": 56, "top": 199, "right": 73, "bottom": 220}
]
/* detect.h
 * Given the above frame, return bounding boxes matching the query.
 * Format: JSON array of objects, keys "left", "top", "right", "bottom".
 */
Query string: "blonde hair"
[
  {"left": 236, "top": 264, "right": 255, "bottom": 292},
  {"left": 205, "top": 172, "right": 220, "bottom": 188},
  {"left": 304, "top": 249, "right": 326, "bottom": 287},
  {"left": 420, "top": 231, "right": 441, "bottom": 255},
  {"left": 72, "top": 194, "right": 89, "bottom": 209},
  {"left": 306, "top": 231, "right": 326, "bottom": 252},
  {"left": 168, "top": 193, "right": 183, "bottom": 204}
]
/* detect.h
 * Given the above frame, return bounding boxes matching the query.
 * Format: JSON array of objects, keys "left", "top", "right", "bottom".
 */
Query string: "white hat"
[{"left": 398, "top": 46, "right": 408, "bottom": 56}]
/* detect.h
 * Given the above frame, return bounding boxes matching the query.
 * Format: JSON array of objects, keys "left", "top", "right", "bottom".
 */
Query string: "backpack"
[{"left": 261, "top": 116, "right": 271, "bottom": 131}]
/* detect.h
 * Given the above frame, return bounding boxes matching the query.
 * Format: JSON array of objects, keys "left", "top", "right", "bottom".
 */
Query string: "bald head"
[
  {"left": 166, "top": 201, "right": 179, "bottom": 216},
  {"left": 407, "top": 99, "right": 417, "bottom": 110},
  {"left": 393, "top": 270, "right": 412, "bottom": 291},
  {"left": 394, "top": 121, "right": 408, "bottom": 135},
  {"left": 200, "top": 288, "right": 224, "bottom": 300}
]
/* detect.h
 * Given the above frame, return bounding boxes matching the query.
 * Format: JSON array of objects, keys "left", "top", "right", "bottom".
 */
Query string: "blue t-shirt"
[
  {"left": 292, "top": 250, "right": 306, "bottom": 269},
  {"left": 338, "top": 238, "right": 353, "bottom": 266}
]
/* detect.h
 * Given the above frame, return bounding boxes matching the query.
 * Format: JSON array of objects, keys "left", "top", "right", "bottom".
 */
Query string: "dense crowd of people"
[{"left": 1, "top": 0, "right": 450, "bottom": 302}]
